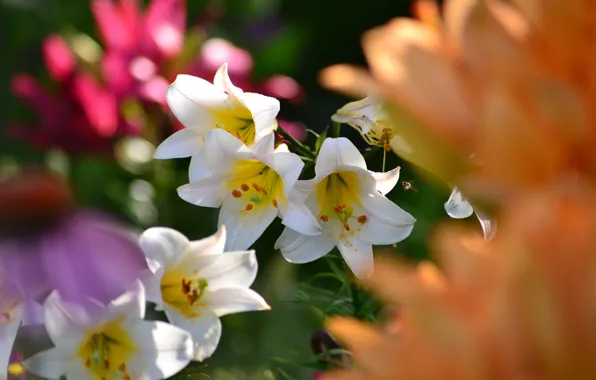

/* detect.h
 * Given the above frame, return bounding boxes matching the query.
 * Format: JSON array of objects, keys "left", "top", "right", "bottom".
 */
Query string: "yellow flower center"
[
  {"left": 212, "top": 107, "right": 256, "bottom": 145},
  {"left": 161, "top": 268, "right": 208, "bottom": 318},
  {"left": 315, "top": 171, "right": 368, "bottom": 238},
  {"left": 77, "top": 317, "right": 137, "bottom": 380},
  {"left": 228, "top": 160, "right": 285, "bottom": 214}
]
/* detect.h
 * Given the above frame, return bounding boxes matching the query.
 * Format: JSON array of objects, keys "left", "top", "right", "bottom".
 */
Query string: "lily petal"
[
  {"left": 219, "top": 197, "right": 278, "bottom": 251},
  {"left": 129, "top": 320, "right": 193, "bottom": 376},
  {"left": 203, "top": 287, "right": 270, "bottom": 317},
  {"left": 316, "top": 138, "right": 367, "bottom": 177},
  {"left": 107, "top": 280, "right": 145, "bottom": 320},
  {"left": 163, "top": 307, "right": 221, "bottom": 362},
  {"left": 279, "top": 201, "right": 322, "bottom": 236},
  {"left": 42, "top": 292, "right": 90, "bottom": 346},
  {"left": 187, "top": 225, "right": 227, "bottom": 257},
  {"left": 371, "top": 166, "right": 401, "bottom": 195},
  {"left": 275, "top": 228, "right": 336, "bottom": 263},
  {"left": 213, "top": 63, "right": 244, "bottom": 101},
  {"left": 177, "top": 177, "right": 227, "bottom": 208},
  {"left": 358, "top": 191, "right": 416, "bottom": 245},
  {"left": 337, "top": 238, "right": 374, "bottom": 279},
  {"left": 444, "top": 187, "right": 474, "bottom": 219},
  {"left": 260, "top": 151, "right": 304, "bottom": 198},
  {"left": 22, "top": 347, "right": 64, "bottom": 379},
  {"left": 201, "top": 250, "right": 258, "bottom": 289},
  {"left": 166, "top": 74, "right": 227, "bottom": 131},
  {"left": 189, "top": 154, "right": 211, "bottom": 182},
  {"left": 154, "top": 128, "right": 205, "bottom": 159},
  {"left": 241, "top": 92, "right": 280, "bottom": 137},
  {"left": 138, "top": 227, "right": 190, "bottom": 268},
  {"left": 201, "top": 129, "right": 250, "bottom": 176}
]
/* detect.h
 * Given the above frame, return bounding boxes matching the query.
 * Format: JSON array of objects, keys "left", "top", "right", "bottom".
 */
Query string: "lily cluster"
[{"left": 156, "top": 63, "right": 417, "bottom": 279}]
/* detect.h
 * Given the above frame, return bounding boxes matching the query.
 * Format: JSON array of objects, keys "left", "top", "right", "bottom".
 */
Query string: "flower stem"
[
  {"left": 331, "top": 122, "right": 341, "bottom": 138},
  {"left": 382, "top": 149, "right": 387, "bottom": 172},
  {"left": 276, "top": 126, "right": 316, "bottom": 159}
]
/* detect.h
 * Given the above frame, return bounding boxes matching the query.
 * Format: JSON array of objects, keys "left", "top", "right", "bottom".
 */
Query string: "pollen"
[
  {"left": 241, "top": 184, "right": 250, "bottom": 192},
  {"left": 252, "top": 183, "right": 261, "bottom": 191},
  {"left": 232, "top": 189, "right": 242, "bottom": 198},
  {"left": 272, "top": 199, "right": 278, "bottom": 208},
  {"left": 358, "top": 215, "right": 367, "bottom": 224},
  {"left": 161, "top": 270, "right": 209, "bottom": 318},
  {"left": 320, "top": 215, "right": 329, "bottom": 222},
  {"left": 343, "top": 223, "right": 351, "bottom": 231},
  {"left": 245, "top": 203, "right": 254, "bottom": 211}
]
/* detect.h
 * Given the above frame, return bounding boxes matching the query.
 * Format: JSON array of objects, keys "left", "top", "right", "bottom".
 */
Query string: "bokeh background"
[{"left": 0, "top": 0, "right": 458, "bottom": 378}]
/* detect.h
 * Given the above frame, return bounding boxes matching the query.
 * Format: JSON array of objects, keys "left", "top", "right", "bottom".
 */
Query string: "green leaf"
[{"left": 315, "top": 127, "right": 328, "bottom": 155}]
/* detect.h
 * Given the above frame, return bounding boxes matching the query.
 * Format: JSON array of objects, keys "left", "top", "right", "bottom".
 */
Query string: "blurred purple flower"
[{"left": 0, "top": 170, "right": 148, "bottom": 307}]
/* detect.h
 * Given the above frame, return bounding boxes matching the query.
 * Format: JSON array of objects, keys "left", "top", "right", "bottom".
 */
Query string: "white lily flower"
[
  {"left": 444, "top": 187, "right": 496, "bottom": 240},
  {"left": 23, "top": 281, "right": 193, "bottom": 380},
  {"left": 155, "top": 63, "right": 280, "bottom": 181},
  {"left": 274, "top": 137, "right": 416, "bottom": 279},
  {"left": 177, "top": 129, "right": 322, "bottom": 250},
  {"left": 331, "top": 97, "right": 413, "bottom": 154},
  {"left": 138, "top": 225, "right": 270, "bottom": 361},
  {"left": 0, "top": 279, "right": 23, "bottom": 380}
]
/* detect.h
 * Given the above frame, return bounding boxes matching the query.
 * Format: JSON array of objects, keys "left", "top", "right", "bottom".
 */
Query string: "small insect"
[{"left": 401, "top": 180, "right": 418, "bottom": 193}]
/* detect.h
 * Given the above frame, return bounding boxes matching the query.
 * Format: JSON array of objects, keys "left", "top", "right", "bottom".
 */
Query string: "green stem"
[
  {"left": 331, "top": 122, "right": 341, "bottom": 138},
  {"left": 276, "top": 126, "right": 316, "bottom": 159}
]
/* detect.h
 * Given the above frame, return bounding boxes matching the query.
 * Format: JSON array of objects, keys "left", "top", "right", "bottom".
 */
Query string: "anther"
[
  {"left": 272, "top": 199, "right": 278, "bottom": 208},
  {"left": 85, "top": 359, "right": 91, "bottom": 368},
  {"left": 343, "top": 223, "right": 350, "bottom": 231},
  {"left": 252, "top": 183, "right": 261, "bottom": 191},
  {"left": 245, "top": 203, "right": 254, "bottom": 211},
  {"left": 232, "top": 190, "right": 242, "bottom": 198},
  {"left": 119, "top": 363, "right": 127, "bottom": 372},
  {"left": 241, "top": 184, "right": 250, "bottom": 192},
  {"left": 320, "top": 215, "right": 329, "bottom": 222},
  {"left": 181, "top": 279, "right": 191, "bottom": 294},
  {"left": 104, "top": 360, "right": 110, "bottom": 369},
  {"left": 357, "top": 215, "right": 367, "bottom": 224},
  {"left": 236, "top": 131, "right": 243, "bottom": 140}
]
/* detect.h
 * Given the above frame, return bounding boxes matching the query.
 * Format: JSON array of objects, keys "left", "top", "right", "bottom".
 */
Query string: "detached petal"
[
  {"left": 316, "top": 138, "right": 367, "bottom": 177},
  {"left": 177, "top": 177, "right": 227, "bottom": 208},
  {"left": 337, "top": 238, "right": 374, "bottom": 279},
  {"left": 219, "top": 197, "right": 278, "bottom": 250},
  {"left": 154, "top": 128, "right": 205, "bottom": 159},
  {"left": 358, "top": 192, "right": 416, "bottom": 245},
  {"left": 203, "top": 287, "right": 270, "bottom": 317},
  {"left": 371, "top": 166, "right": 401, "bottom": 195},
  {"left": 138, "top": 227, "right": 190, "bottom": 268},
  {"left": 22, "top": 347, "right": 64, "bottom": 379},
  {"left": 129, "top": 320, "right": 193, "bottom": 377},
  {"left": 241, "top": 92, "right": 280, "bottom": 136},
  {"left": 275, "top": 228, "right": 335, "bottom": 263},
  {"left": 444, "top": 187, "right": 474, "bottom": 219},
  {"left": 166, "top": 75, "right": 226, "bottom": 131},
  {"left": 201, "top": 250, "right": 258, "bottom": 290},
  {"left": 164, "top": 308, "right": 221, "bottom": 362}
]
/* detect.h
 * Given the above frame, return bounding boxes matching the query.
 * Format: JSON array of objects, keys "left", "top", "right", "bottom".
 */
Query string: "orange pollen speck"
[
  {"left": 85, "top": 359, "right": 91, "bottom": 368},
  {"left": 358, "top": 215, "right": 367, "bottom": 224},
  {"left": 245, "top": 203, "right": 254, "bottom": 211},
  {"left": 182, "top": 279, "right": 191, "bottom": 294},
  {"left": 236, "top": 131, "right": 243, "bottom": 140},
  {"left": 123, "top": 375, "right": 131, "bottom": 380},
  {"left": 104, "top": 360, "right": 110, "bottom": 369},
  {"left": 343, "top": 223, "right": 350, "bottom": 231},
  {"left": 320, "top": 215, "right": 329, "bottom": 222},
  {"left": 252, "top": 183, "right": 261, "bottom": 191},
  {"left": 272, "top": 199, "right": 278, "bottom": 208},
  {"left": 232, "top": 190, "right": 242, "bottom": 198},
  {"left": 119, "top": 363, "right": 127, "bottom": 372},
  {"left": 241, "top": 184, "right": 250, "bottom": 192}
]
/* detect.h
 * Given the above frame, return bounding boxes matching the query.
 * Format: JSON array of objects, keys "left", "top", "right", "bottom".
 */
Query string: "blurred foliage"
[{"left": 0, "top": 0, "right": 478, "bottom": 378}]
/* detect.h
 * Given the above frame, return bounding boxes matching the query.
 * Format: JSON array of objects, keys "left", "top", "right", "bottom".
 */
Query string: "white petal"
[
  {"left": 250, "top": 131, "right": 275, "bottom": 156},
  {"left": 138, "top": 227, "right": 190, "bottom": 268},
  {"left": 21, "top": 300, "right": 44, "bottom": 326},
  {"left": 189, "top": 154, "right": 211, "bottom": 182},
  {"left": 219, "top": 197, "right": 278, "bottom": 251},
  {"left": 164, "top": 307, "right": 221, "bottom": 362},
  {"left": 371, "top": 166, "right": 400, "bottom": 195},
  {"left": 203, "top": 287, "right": 270, "bottom": 317},
  {"left": 475, "top": 209, "right": 497, "bottom": 240},
  {"left": 107, "top": 280, "right": 145, "bottom": 320},
  {"left": 0, "top": 311, "right": 21, "bottom": 379},
  {"left": 42, "top": 292, "right": 90, "bottom": 346},
  {"left": 202, "top": 129, "right": 252, "bottom": 176},
  {"left": 288, "top": 179, "right": 317, "bottom": 204},
  {"left": 22, "top": 348, "right": 64, "bottom": 379},
  {"left": 187, "top": 225, "right": 227, "bottom": 257},
  {"left": 177, "top": 177, "right": 227, "bottom": 208},
  {"left": 275, "top": 227, "right": 335, "bottom": 263},
  {"left": 358, "top": 191, "right": 416, "bottom": 245},
  {"left": 444, "top": 187, "right": 474, "bottom": 219},
  {"left": 213, "top": 63, "right": 244, "bottom": 101},
  {"left": 279, "top": 201, "right": 322, "bottom": 236},
  {"left": 337, "top": 238, "right": 373, "bottom": 279},
  {"left": 315, "top": 137, "right": 367, "bottom": 177},
  {"left": 154, "top": 129, "right": 205, "bottom": 159},
  {"left": 201, "top": 250, "right": 258, "bottom": 289},
  {"left": 129, "top": 320, "right": 193, "bottom": 378},
  {"left": 140, "top": 268, "right": 165, "bottom": 309},
  {"left": 261, "top": 151, "right": 304, "bottom": 198},
  {"left": 166, "top": 74, "right": 226, "bottom": 130},
  {"left": 240, "top": 92, "right": 280, "bottom": 137}
]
